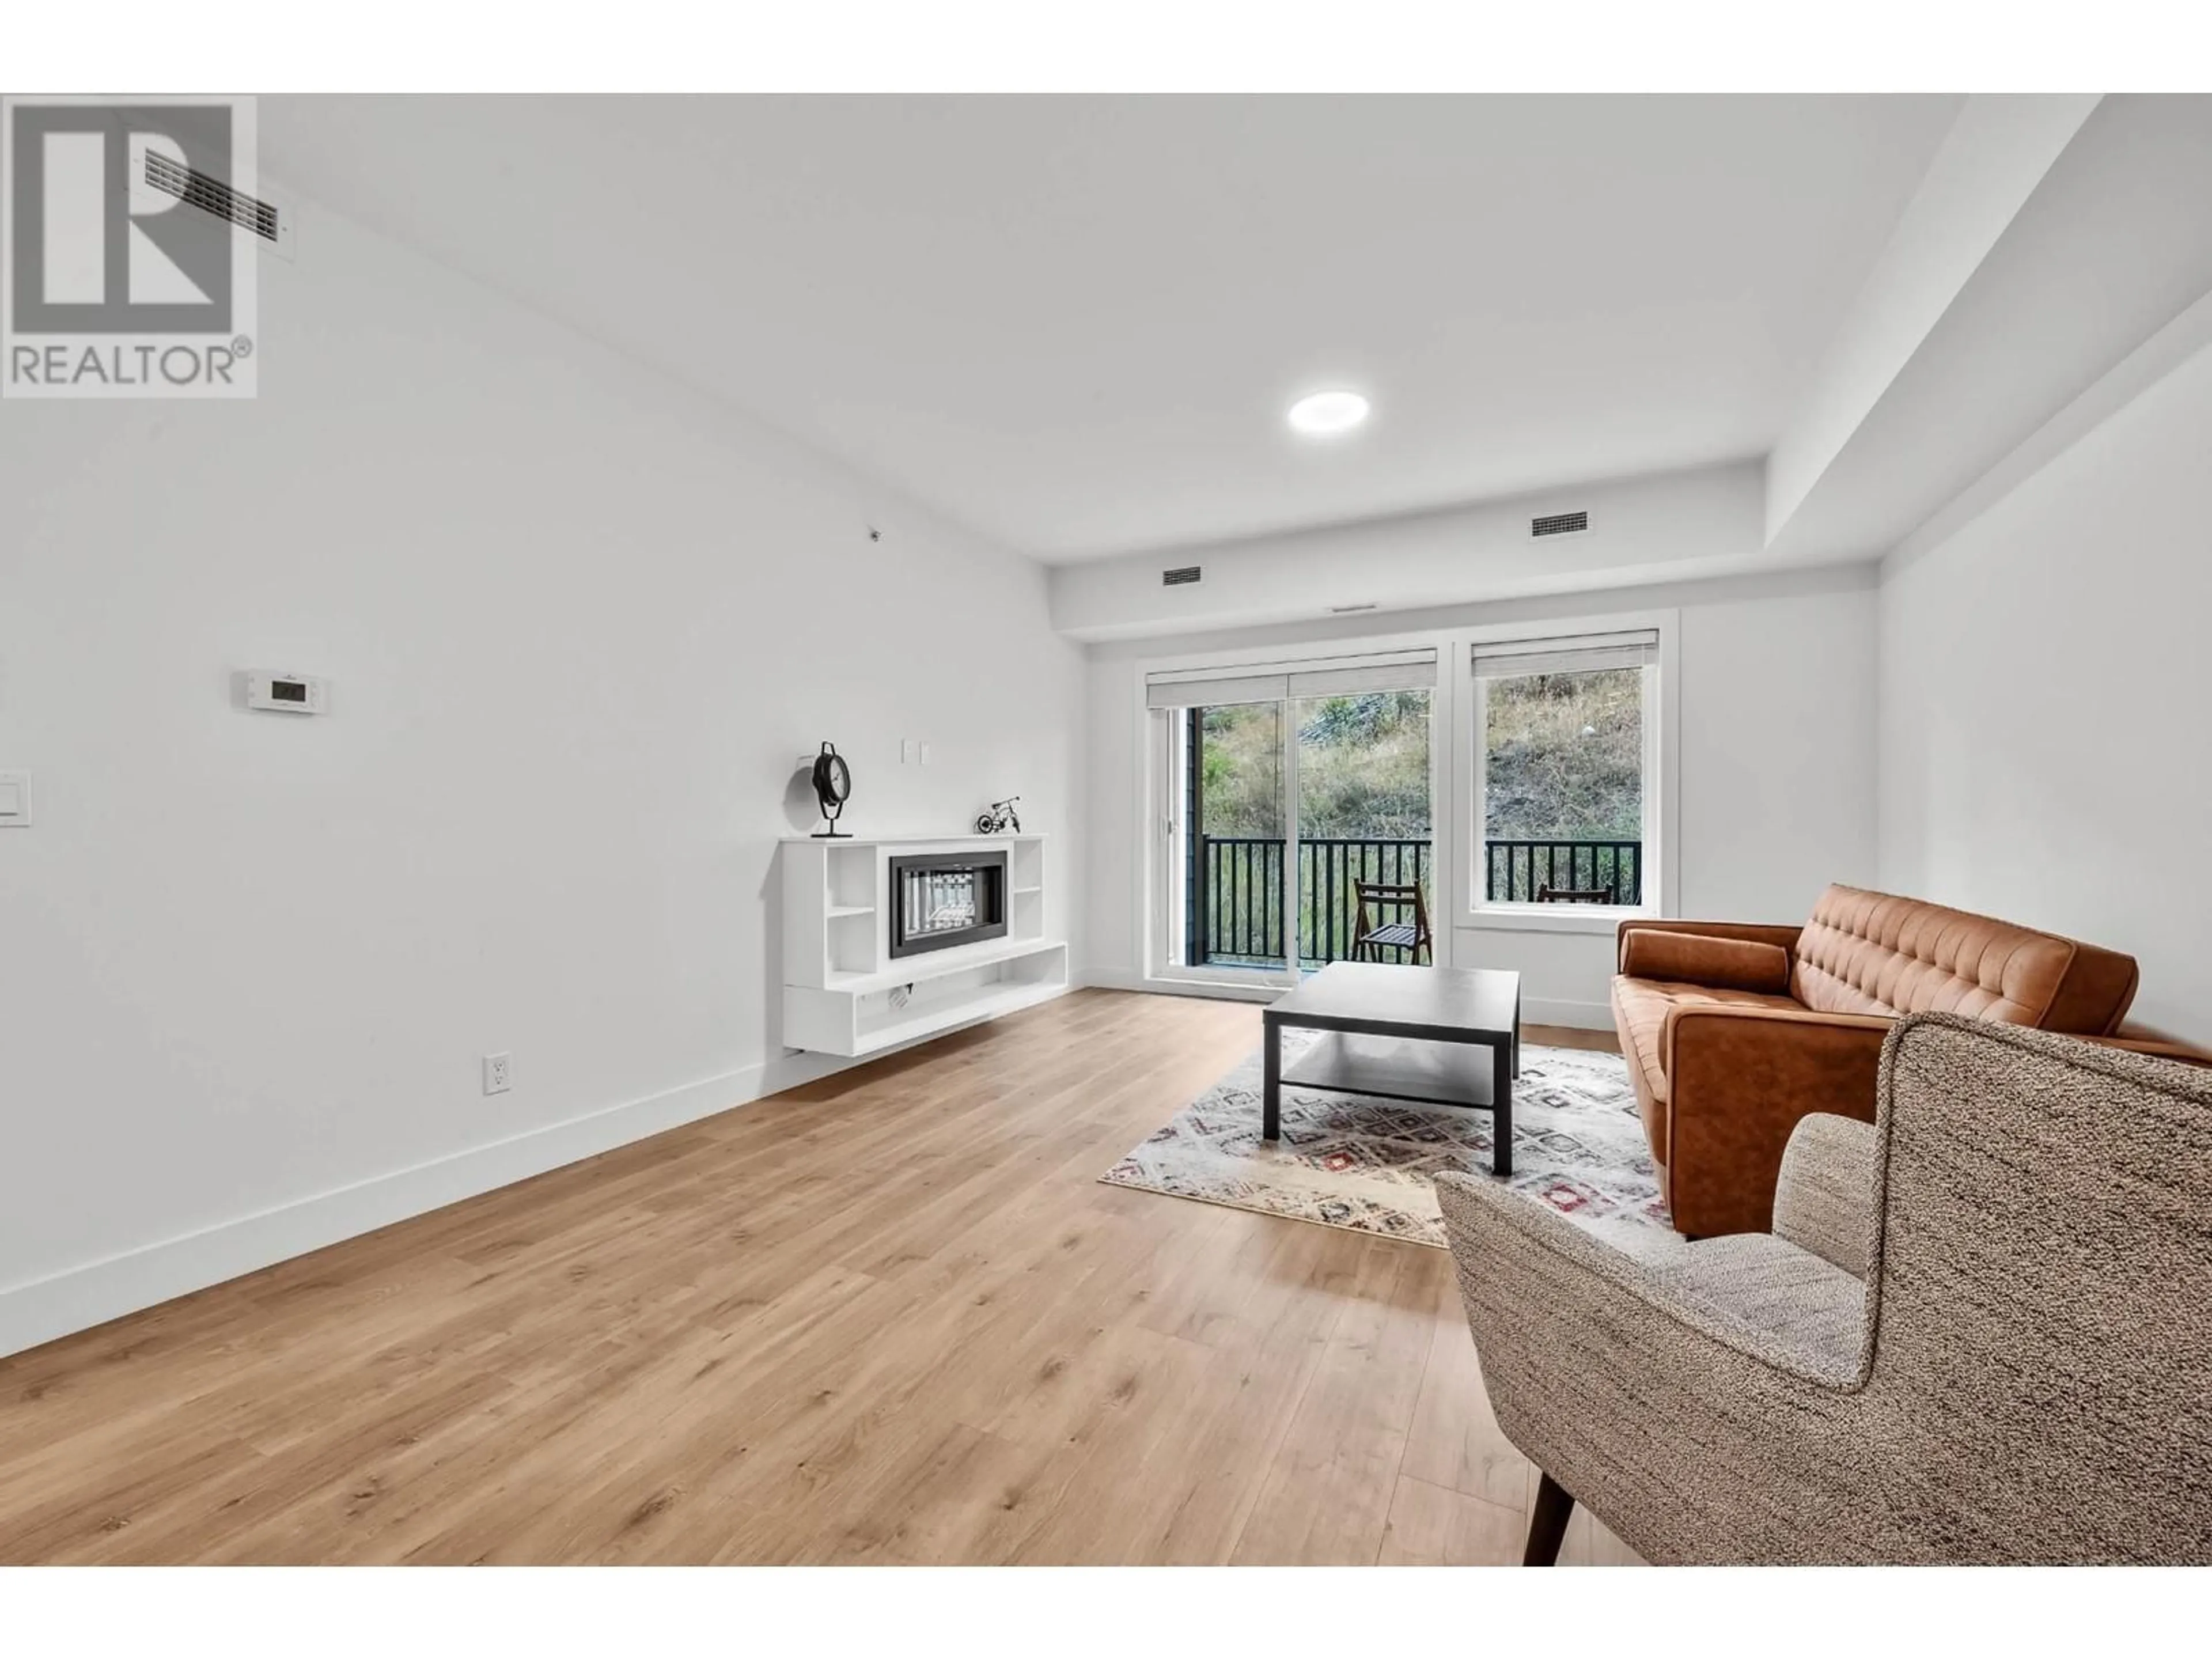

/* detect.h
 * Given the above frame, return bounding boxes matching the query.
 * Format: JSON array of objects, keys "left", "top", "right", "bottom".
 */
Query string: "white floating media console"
[{"left": 781, "top": 834, "right": 1068, "bottom": 1056}]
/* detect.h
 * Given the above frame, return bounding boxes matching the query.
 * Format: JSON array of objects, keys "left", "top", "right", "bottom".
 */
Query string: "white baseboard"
[
  {"left": 1522, "top": 997, "right": 1613, "bottom": 1032},
  {"left": 1079, "top": 967, "right": 1158, "bottom": 993},
  {"left": 0, "top": 988, "right": 1076, "bottom": 1361}
]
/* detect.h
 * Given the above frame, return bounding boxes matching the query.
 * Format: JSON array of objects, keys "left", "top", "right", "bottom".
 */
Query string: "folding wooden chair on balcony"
[
  {"left": 1536, "top": 883, "right": 1616, "bottom": 904},
  {"left": 1350, "top": 880, "right": 1433, "bottom": 965}
]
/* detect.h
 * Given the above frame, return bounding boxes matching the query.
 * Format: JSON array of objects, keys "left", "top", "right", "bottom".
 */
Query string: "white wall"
[
  {"left": 0, "top": 198, "right": 1085, "bottom": 1355},
  {"left": 1878, "top": 334, "right": 2212, "bottom": 1044},
  {"left": 1085, "top": 566, "right": 1879, "bottom": 1025}
]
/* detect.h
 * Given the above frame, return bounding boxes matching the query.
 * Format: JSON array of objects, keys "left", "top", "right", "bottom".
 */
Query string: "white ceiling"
[{"left": 260, "top": 95, "right": 1961, "bottom": 563}]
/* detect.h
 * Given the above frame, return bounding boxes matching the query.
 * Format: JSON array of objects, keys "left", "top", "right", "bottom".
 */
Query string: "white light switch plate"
[{"left": 0, "top": 771, "right": 28, "bottom": 827}]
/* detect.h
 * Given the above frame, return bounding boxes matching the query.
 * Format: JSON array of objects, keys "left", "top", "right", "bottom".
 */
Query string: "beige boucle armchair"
[{"left": 1435, "top": 1013, "right": 2212, "bottom": 1565}]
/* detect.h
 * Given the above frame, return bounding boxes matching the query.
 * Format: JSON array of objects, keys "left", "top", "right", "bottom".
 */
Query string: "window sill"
[{"left": 1457, "top": 904, "right": 1652, "bottom": 937}]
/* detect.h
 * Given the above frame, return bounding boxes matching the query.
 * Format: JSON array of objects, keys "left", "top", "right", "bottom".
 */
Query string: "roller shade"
[
  {"left": 1146, "top": 648, "right": 1435, "bottom": 710},
  {"left": 1471, "top": 628, "right": 1658, "bottom": 679},
  {"left": 1143, "top": 671, "right": 1286, "bottom": 709}
]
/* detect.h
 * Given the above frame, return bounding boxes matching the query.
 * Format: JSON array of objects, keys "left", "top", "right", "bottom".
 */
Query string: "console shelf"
[{"left": 781, "top": 835, "right": 1066, "bottom": 1056}]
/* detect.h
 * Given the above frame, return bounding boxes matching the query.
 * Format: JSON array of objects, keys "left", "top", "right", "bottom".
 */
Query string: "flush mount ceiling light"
[{"left": 1286, "top": 390, "right": 1370, "bottom": 435}]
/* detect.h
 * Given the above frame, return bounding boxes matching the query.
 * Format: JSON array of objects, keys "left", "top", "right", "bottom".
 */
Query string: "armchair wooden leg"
[{"left": 1524, "top": 1471, "right": 1574, "bottom": 1566}]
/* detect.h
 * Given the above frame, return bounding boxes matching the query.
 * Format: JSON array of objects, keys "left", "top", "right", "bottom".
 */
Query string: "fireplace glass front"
[{"left": 889, "top": 851, "right": 1009, "bottom": 958}]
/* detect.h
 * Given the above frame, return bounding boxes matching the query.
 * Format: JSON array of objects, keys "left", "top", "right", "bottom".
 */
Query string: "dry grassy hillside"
[{"left": 1194, "top": 672, "right": 1639, "bottom": 843}]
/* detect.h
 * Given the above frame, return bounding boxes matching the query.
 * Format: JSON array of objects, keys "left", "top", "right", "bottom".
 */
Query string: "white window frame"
[
  {"left": 1453, "top": 609, "right": 1680, "bottom": 937},
  {"left": 1147, "top": 699, "right": 1298, "bottom": 993}
]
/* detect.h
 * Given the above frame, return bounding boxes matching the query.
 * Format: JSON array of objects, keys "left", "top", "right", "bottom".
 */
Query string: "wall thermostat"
[{"left": 245, "top": 671, "right": 329, "bottom": 714}]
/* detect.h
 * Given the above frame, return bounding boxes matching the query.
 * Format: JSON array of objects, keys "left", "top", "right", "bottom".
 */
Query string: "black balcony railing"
[
  {"left": 1195, "top": 836, "right": 1431, "bottom": 967},
  {"left": 1483, "top": 838, "right": 1642, "bottom": 906},
  {"left": 1191, "top": 834, "right": 1643, "bottom": 967}
]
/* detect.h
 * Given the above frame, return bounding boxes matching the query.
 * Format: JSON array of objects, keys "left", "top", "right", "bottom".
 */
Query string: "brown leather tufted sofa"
[{"left": 1612, "top": 884, "right": 2190, "bottom": 1238}]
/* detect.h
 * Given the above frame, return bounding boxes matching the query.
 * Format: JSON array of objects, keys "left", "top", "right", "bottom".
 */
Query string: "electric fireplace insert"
[{"left": 889, "top": 850, "right": 1009, "bottom": 958}]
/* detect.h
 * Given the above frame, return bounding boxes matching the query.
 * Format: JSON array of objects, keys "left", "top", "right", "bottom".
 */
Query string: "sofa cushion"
[
  {"left": 1620, "top": 928, "right": 1793, "bottom": 995},
  {"left": 1791, "top": 885, "right": 2139, "bottom": 1035},
  {"left": 1649, "top": 1233, "right": 1868, "bottom": 1374}
]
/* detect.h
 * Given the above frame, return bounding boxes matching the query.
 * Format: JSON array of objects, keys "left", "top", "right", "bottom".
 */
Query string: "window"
[{"left": 1471, "top": 629, "right": 1658, "bottom": 911}]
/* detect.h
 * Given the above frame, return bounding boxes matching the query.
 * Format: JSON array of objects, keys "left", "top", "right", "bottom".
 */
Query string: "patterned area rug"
[{"left": 1102, "top": 1035, "right": 1672, "bottom": 1252}]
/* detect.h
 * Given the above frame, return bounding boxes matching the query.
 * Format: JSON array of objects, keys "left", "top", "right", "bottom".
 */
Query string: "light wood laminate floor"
[{"left": 0, "top": 989, "right": 1643, "bottom": 1565}]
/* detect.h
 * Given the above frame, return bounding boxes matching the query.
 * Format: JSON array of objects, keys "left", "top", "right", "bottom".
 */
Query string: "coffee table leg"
[
  {"left": 1493, "top": 1042, "right": 1513, "bottom": 1177},
  {"left": 1262, "top": 1019, "right": 1282, "bottom": 1141},
  {"left": 1513, "top": 984, "right": 1522, "bottom": 1080}
]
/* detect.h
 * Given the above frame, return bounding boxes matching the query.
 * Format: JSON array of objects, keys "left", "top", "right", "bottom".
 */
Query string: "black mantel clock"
[{"left": 810, "top": 742, "right": 853, "bottom": 838}]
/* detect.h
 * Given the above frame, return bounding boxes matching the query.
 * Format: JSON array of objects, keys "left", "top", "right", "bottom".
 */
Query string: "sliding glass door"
[
  {"left": 1290, "top": 687, "right": 1434, "bottom": 967},
  {"left": 1150, "top": 649, "right": 1437, "bottom": 984},
  {"left": 1184, "top": 699, "right": 1290, "bottom": 975}
]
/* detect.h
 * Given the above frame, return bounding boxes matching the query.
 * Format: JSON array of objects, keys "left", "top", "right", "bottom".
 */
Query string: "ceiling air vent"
[
  {"left": 1531, "top": 510, "right": 1590, "bottom": 539},
  {"left": 1161, "top": 565, "right": 1203, "bottom": 588},
  {"left": 143, "top": 149, "right": 282, "bottom": 244}
]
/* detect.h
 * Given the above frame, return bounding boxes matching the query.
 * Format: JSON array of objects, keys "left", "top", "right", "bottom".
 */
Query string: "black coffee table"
[{"left": 1262, "top": 962, "right": 1523, "bottom": 1175}]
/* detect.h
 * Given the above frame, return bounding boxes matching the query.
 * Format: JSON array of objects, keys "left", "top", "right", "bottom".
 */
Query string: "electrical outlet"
[{"left": 482, "top": 1052, "right": 513, "bottom": 1095}]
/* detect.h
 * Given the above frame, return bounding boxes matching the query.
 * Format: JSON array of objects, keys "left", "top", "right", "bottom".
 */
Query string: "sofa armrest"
[
  {"left": 1435, "top": 1172, "right": 1865, "bottom": 1387},
  {"left": 1663, "top": 1005, "right": 1892, "bottom": 1237},
  {"left": 1433, "top": 1172, "right": 1869, "bottom": 1562},
  {"left": 1772, "top": 1113, "right": 1876, "bottom": 1278},
  {"left": 2090, "top": 1025, "right": 2212, "bottom": 1067},
  {"left": 1615, "top": 917, "right": 1803, "bottom": 971}
]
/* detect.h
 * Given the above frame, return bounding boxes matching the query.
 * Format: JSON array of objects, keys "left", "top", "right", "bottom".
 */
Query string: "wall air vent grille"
[
  {"left": 1531, "top": 510, "right": 1590, "bottom": 539},
  {"left": 143, "top": 150, "right": 281, "bottom": 243},
  {"left": 1161, "top": 566, "right": 1203, "bottom": 587}
]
